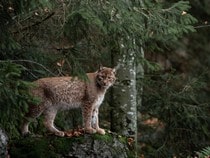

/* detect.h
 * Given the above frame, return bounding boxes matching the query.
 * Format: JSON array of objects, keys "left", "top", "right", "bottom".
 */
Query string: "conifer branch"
[
  {"left": 0, "top": 59, "right": 56, "bottom": 76},
  {"left": 194, "top": 24, "right": 210, "bottom": 29},
  {"left": 13, "top": 12, "right": 55, "bottom": 34}
]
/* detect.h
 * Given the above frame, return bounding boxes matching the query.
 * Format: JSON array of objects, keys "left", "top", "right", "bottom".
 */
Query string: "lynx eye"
[{"left": 98, "top": 75, "right": 105, "bottom": 81}]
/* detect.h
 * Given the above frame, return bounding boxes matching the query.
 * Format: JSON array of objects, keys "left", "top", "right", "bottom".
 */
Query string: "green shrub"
[{"left": 0, "top": 62, "right": 39, "bottom": 138}]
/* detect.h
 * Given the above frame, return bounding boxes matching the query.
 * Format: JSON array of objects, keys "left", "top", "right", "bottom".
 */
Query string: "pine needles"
[{"left": 140, "top": 72, "right": 210, "bottom": 157}]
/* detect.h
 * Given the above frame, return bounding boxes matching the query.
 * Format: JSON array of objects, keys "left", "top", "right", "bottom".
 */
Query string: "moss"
[
  {"left": 118, "top": 135, "right": 127, "bottom": 144},
  {"left": 51, "top": 136, "right": 84, "bottom": 153},
  {"left": 11, "top": 137, "right": 63, "bottom": 157},
  {"left": 9, "top": 134, "right": 136, "bottom": 158},
  {"left": 9, "top": 135, "right": 87, "bottom": 157},
  {"left": 93, "top": 133, "right": 136, "bottom": 158},
  {"left": 9, "top": 137, "right": 57, "bottom": 158},
  {"left": 50, "top": 137, "right": 72, "bottom": 153},
  {"left": 92, "top": 133, "right": 113, "bottom": 142}
]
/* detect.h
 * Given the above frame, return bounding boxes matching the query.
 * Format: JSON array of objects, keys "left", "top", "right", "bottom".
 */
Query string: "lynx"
[{"left": 21, "top": 66, "right": 116, "bottom": 137}]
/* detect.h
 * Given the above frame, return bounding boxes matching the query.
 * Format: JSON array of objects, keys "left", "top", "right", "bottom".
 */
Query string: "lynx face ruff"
[{"left": 21, "top": 66, "right": 116, "bottom": 136}]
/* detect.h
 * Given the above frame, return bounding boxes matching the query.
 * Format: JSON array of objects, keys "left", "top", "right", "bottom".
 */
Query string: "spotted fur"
[{"left": 21, "top": 66, "right": 116, "bottom": 136}]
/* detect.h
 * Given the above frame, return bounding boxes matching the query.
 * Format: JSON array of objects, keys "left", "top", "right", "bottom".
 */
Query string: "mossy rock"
[{"left": 9, "top": 133, "right": 135, "bottom": 158}]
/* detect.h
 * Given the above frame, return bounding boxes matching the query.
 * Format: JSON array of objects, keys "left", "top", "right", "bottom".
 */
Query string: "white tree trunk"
[{"left": 111, "top": 38, "right": 137, "bottom": 137}]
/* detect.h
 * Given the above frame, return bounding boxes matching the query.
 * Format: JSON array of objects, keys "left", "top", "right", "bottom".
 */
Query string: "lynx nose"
[
  {"left": 104, "top": 80, "right": 109, "bottom": 86},
  {"left": 104, "top": 80, "right": 112, "bottom": 87}
]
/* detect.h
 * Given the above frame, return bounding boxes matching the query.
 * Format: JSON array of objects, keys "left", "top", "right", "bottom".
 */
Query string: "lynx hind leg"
[
  {"left": 43, "top": 108, "right": 64, "bottom": 137},
  {"left": 21, "top": 104, "right": 44, "bottom": 136}
]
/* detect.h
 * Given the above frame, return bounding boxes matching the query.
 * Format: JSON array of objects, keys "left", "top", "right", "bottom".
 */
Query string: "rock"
[
  {"left": 0, "top": 128, "right": 8, "bottom": 158},
  {"left": 9, "top": 133, "right": 135, "bottom": 158}
]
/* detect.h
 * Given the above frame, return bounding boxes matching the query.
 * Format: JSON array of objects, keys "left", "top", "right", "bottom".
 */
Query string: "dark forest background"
[{"left": 0, "top": 0, "right": 210, "bottom": 157}]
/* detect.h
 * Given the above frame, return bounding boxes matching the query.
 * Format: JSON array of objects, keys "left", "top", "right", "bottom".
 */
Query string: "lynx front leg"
[
  {"left": 92, "top": 108, "right": 105, "bottom": 135},
  {"left": 43, "top": 109, "right": 64, "bottom": 137},
  {"left": 82, "top": 105, "right": 96, "bottom": 134}
]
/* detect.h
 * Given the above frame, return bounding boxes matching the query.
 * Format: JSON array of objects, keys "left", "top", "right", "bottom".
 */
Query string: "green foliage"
[
  {"left": 196, "top": 146, "right": 210, "bottom": 158},
  {"left": 0, "top": 0, "right": 53, "bottom": 48},
  {"left": 62, "top": 0, "right": 197, "bottom": 66},
  {"left": 0, "top": 1, "right": 200, "bottom": 157},
  {"left": 144, "top": 1, "right": 197, "bottom": 38},
  {"left": 1, "top": 0, "right": 198, "bottom": 73},
  {"left": 0, "top": 62, "right": 38, "bottom": 138},
  {"left": 140, "top": 72, "right": 210, "bottom": 157},
  {"left": 138, "top": 1, "right": 210, "bottom": 157},
  {"left": 142, "top": 0, "right": 197, "bottom": 53}
]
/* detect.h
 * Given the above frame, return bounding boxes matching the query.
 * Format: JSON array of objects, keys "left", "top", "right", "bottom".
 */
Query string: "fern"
[{"left": 196, "top": 146, "right": 210, "bottom": 158}]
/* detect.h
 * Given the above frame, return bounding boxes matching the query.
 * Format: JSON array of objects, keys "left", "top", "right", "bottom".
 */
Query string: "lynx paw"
[
  {"left": 55, "top": 131, "right": 65, "bottom": 137},
  {"left": 85, "top": 127, "right": 97, "bottom": 134},
  {"left": 96, "top": 128, "right": 106, "bottom": 135}
]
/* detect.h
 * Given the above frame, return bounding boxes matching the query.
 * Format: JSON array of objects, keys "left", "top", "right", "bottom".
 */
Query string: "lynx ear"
[
  {"left": 113, "top": 64, "right": 121, "bottom": 73},
  {"left": 98, "top": 64, "right": 104, "bottom": 71}
]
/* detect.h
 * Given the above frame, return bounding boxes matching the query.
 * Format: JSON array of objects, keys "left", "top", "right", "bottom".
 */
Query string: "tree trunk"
[
  {"left": 111, "top": 38, "right": 137, "bottom": 138},
  {"left": 110, "top": 36, "right": 144, "bottom": 157}
]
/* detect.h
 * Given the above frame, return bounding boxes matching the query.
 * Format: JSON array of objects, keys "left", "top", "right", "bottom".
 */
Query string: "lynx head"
[{"left": 96, "top": 66, "right": 116, "bottom": 89}]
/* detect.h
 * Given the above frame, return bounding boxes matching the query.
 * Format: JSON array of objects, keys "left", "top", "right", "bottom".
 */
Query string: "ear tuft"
[
  {"left": 113, "top": 64, "right": 121, "bottom": 73},
  {"left": 98, "top": 64, "right": 103, "bottom": 71},
  {"left": 112, "top": 68, "right": 116, "bottom": 74}
]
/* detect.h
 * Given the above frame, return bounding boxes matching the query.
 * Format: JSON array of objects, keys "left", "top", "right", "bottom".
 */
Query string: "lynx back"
[{"left": 21, "top": 66, "right": 116, "bottom": 137}]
